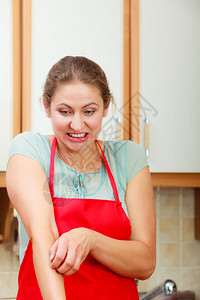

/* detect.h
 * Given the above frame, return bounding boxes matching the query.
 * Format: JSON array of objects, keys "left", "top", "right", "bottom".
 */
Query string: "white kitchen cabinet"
[
  {"left": 31, "top": 0, "right": 123, "bottom": 140},
  {"left": 139, "top": 0, "right": 200, "bottom": 173},
  {"left": 0, "top": 0, "right": 12, "bottom": 171}
]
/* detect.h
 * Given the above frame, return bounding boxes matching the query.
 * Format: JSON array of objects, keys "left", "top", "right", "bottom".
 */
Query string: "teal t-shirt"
[{"left": 8, "top": 132, "right": 149, "bottom": 264}]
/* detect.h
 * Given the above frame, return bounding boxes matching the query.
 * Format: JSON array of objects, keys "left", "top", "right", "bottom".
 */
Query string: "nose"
[{"left": 69, "top": 113, "right": 85, "bottom": 131}]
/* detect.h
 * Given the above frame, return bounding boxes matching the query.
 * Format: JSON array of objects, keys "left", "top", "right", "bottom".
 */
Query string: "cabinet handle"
[{"left": 145, "top": 117, "right": 149, "bottom": 156}]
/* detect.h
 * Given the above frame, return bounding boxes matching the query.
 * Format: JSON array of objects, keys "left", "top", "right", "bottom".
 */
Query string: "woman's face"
[{"left": 45, "top": 81, "right": 109, "bottom": 153}]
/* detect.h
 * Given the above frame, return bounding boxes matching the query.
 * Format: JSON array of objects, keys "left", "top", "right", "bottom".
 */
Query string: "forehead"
[{"left": 52, "top": 81, "right": 102, "bottom": 105}]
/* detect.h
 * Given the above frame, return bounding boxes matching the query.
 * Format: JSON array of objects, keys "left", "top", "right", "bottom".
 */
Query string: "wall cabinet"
[
  {"left": 0, "top": 0, "right": 123, "bottom": 185},
  {"left": 123, "top": 0, "right": 200, "bottom": 186},
  {"left": 0, "top": 0, "right": 13, "bottom": 242},
  {"left": 0, "top": 0, "right": 200, "bottom": 188},
  {"left": 139, "top": 0, "right": 200, "bottom": 173},
  {"left": 0, "top": 0, "right": 12, "bottom": 171},
  {"left": 31, "top": 0, "right": 123, "bottom": 140}
]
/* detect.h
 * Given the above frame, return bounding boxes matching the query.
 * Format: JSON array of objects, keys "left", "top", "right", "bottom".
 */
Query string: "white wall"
[
  {"left": 31, "top": 0, "right": 123, "bottom": 140},
  {"left": 0, "top": 0, "right": 12, "bottom": 170}
]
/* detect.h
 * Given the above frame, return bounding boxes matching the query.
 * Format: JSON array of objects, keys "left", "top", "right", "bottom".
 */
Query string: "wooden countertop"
[{"left": 1, "top": 171, "right": 200, "bottom": 188}]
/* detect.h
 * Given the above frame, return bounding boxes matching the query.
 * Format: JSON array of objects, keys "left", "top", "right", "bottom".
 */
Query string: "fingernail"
[{"left": 50, "top": 254, "right": 54, "bottom": 261}]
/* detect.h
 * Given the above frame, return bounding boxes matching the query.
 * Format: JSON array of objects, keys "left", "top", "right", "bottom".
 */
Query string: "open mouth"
[
  {"left": 67, "top": 133, "right": 88, "bottom": 138},
  {"left": 66, "top": 133, "right": 89, "bottom": 142}
]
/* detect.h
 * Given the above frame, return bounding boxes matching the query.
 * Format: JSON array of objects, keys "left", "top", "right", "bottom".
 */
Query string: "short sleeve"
[
  {"left": 8, "top": 131, "right": 48, "bottom": 171},
  {"left": 126, "top": 140, "right": 149, "bottom": 183}
]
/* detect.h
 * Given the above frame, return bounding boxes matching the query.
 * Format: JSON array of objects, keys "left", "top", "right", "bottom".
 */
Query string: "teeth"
[{"left": 68, "top": 133, "right": 87, "bottom": 137}]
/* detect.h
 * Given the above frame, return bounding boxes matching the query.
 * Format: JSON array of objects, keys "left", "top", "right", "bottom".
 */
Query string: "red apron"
[{"left": 17, "top": 137, "right": 139, "bottom": 299}]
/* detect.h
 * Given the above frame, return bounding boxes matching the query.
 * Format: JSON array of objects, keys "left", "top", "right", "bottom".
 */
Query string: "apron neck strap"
[
  {"left": 49, "top": 137, "right": 57, "bottom": 198},
  {"left": 49, "top": 137, "right": 120, "bottom": 203},
  {"left": 95, "top": 140, "right": 120, "bottom": 203}
]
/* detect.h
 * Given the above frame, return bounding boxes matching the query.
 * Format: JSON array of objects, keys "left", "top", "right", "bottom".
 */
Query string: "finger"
[
  {"left": 63, "top": 256, "right": 81, "bottom": 276},
  {"left": 50, "top": 239, "right": 68, "bottom": 269},
  {"left": 49, "top": 239, "right": 59, "bottom": 263},
  {"left": 56, "top": 241, "right": 77, "bottom": 274},
  {"left": 62, "top": 244, "right": 87, "bottom": 276}
]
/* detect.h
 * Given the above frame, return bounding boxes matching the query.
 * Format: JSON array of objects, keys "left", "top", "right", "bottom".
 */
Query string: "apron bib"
[{"left": 17, "top": 138, "right": 139, "bottom": 299}]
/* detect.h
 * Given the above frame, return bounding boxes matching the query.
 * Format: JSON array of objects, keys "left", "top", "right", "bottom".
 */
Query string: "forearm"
[
  {"left": 32, "top": 232, "right": 66, "bottom": 300},
  {"left": 6, "top": 156, "right": 66, "bottom": 298},
  {"left": 90, "top": 231, "right": 156, "bottom": 280}
]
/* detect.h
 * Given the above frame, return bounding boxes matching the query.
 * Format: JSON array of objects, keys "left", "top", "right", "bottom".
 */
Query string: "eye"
[
  {"left": 60, "top": 110, "right": 71, "bottom": 115},
  {"left": 84, "top": 110, "right": 95, "bottom": 115}
]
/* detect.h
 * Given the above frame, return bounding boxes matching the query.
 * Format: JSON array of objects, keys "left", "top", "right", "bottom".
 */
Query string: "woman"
[{"left": 6, "top": 56, "right": 156, "bottom": 300}]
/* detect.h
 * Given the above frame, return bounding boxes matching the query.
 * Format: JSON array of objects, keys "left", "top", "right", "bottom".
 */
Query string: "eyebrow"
[{"left": 57, "top": 102, "right": 99, "bottom": 108}]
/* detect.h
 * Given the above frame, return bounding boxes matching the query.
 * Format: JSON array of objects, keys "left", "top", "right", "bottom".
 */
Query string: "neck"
[{"left": 56, "top": 140, "right": 104, "bottom": 173}]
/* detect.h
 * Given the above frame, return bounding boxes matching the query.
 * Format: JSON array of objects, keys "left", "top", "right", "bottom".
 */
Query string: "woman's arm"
[
  {"left": 89, "top": 166, "right": 156, "bottom": 279},
  {"left": 6, "top": 155, "right": 66, "bottom": 299},
  {"left": 50, "top": 165, "right": 156, "bottom": 280}
]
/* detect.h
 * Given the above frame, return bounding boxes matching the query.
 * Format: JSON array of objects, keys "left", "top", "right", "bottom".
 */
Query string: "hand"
[{"left": 49, "top": 227, "right": 96, "bottom": 276}]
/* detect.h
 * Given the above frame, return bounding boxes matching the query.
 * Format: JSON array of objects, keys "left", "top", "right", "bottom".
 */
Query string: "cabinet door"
[
  {"left": 0, "top": 0, "right": 12, "bottom": 171},
  {"left": 31, "top": 0, "right": 123, "bottom": 140},
  {"left": 139, "top": 0, "right": 200, "bottom": 172}
]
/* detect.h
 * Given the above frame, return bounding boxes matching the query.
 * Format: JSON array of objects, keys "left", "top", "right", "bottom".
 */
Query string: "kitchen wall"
[{"left": 138, "top": 187, "right": 200, "bottom": 300}]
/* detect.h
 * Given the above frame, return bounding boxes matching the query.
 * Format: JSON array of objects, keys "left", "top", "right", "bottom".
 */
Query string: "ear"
[
  {"left": 103, "top": 102, "right": 109, "bottom": 118},
  {"left": 43, "top": 97, "right": 51, "bottom": 118}
]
